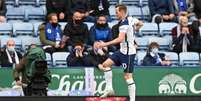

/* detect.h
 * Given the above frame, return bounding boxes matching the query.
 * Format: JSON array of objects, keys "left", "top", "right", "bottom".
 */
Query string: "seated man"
[
  {"left": 149, "top": 0, "right": 176, "bottom": 22},
  {"left": 63, "top": 10, "right": 89, "bottom": 52},
  {"left": 39, "top": 13, "right": 65, "bottom": 54},
  {"left": 66, "top": 42, "right": 87, "bottom": 67},
  {"left": 88, "top": 15, "right": 115, "bottom": 51},
  {"left": 0, "top": 0, "right": 6, "bottom": 22},
  {"left": 142, "top": 42, "right": 171, "bottom": 66},
  {"left": 0, "top": 39, "right": 22, "bottom": 67}
]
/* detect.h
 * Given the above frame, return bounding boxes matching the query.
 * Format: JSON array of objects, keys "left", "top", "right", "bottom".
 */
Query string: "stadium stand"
[
  {"left": 45, "top": 52, "right": 52, "bottom": 67},
  {"left": 161, "top": 51, "right": 179, "bottom": 66},
  {"left": 136, "top": 51, "right": 147, "bottom": 66},
  {"left": 0, "top": 0, "right": 200, "bottom": 67},
  {"left": 179, "top": 52, "right": 200, "bottom": 66},
  {"left": 52, "top": 52, "right": 70, "bottom": 67}
]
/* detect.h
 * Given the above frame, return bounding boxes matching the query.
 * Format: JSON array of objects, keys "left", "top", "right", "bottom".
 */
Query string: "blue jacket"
[
  {"left": 149, "top": 0, "right": 175, "bottom": 17},
  {"left": 45, "top": 23, "right": 62, "bottom": 42},
  {"left": 88, "top": 24, "right": 112, "bottom": 45},
  {"left": 142, "top": 53, "right": 165, "bottom": 66}
]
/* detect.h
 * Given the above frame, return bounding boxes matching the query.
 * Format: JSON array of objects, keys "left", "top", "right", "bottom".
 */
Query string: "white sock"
[
  {"left": 126, "top": 78, "right": 136, "bottom": 101},
  {"left": 104, "top": 69, "right": 113, "bottom": 90}
]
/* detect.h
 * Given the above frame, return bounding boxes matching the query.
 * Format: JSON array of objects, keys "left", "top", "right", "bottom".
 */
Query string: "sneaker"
[{"left": 100, "top": 89, "right": 114, "bottom": 97}]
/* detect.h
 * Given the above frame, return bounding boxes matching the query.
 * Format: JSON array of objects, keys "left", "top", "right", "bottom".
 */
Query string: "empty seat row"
[
  {"left": 6, "top": 0, "right": 45, "bottom": 7},
  {"left": 135, "top": 36, "right": 172, "bottom": 50},
  {"left": 6, "top": 5, "right": 46, "bottom": 21}
]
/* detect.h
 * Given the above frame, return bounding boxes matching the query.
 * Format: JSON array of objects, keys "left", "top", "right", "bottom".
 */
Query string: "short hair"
[
  {"left": 47, "top": 13, "right": 57, "bottom": 21},
  {"left": 148, "top": 42, "right": 159, "bottom": 52},
  {"left": 115, "top": 4, "right": 127, "bottom": 13}
]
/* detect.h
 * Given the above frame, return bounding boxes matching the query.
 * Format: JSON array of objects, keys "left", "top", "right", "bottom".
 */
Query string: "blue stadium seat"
[
  {"left": 161, "top": 52, "right": 179, "bottom": 66},
  {"left": 6, "top": 0, "right": 19, "bottom": 7},
  {"left": 160, "top": 22, "right": 177, "bottom": 36},
  {"left": 139, "top": 23, "right": 160, "bottom": 36},
  {"left": 12, "top": 22, "right": 34, "bottom": 37},
  {"left": 109, "top": 5, "right": 116, "bottom": 20},
  {"left": 0, "top": 23, "right": 13, "bottom": 38},
  {"left": 19, "top": 0, "right": 40, "bottom": 7},
  {"left": 45, "top": 52, "right": 52, "bottom": 67},
  {"left": 179, "top": 52, "right": 200, "bottom": 66},
  {"left": 21, "top": 37, "right": 41, "bottom": 51},
  {"left": 24, "top": 6, "right": 45, "bottom": 21},
  {"left": 120, "top": 0, "right": 138, "bottom": 5},
  {"left": 135, "top": 36, "right": 149, "bottom": 50},
  {"left": 136, "top": 51, "right": 147, "bottom": 66},
  {"left": 141, "top": 5, "right": 150, "bottom": 21},
  {"left": 33, "top": 22, "right": 43, "bottom": 37},
  {"left": 109, "top": 0, "right": 118, "bottom": 5},
  {"left": 52, "top": 52, "right": 70, "bottom": 67},
  {"left": 128, "top": 5, "right": 142, "bottom": 19},
  {"left": 148, "top": 37, "right": 170, "bottom": 50},
  {"left": 6, "top": 5, "right": 25, "bottom": 21}
]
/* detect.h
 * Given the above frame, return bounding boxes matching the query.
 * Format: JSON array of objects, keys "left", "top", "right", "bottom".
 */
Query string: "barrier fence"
[{"left": 0, "top": 67, "right": 201, "bottom": 96}]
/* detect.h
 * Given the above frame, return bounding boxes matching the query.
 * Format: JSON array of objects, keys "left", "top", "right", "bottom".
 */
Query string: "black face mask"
[
  {"left": 52, "top": 23, "right": 58, "bottom": 28},
  {"left": 74, "top": 19, "right": 83, "bottom": 25},
  {"left": 97, "top": 23, "right": 107, "bottom": 28}
]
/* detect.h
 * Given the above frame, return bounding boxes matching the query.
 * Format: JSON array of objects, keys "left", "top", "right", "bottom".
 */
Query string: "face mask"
[
  {"left": 52, "top": 23, "right": 58, "bottom": 28},
  {"left": 7, "top": 47, "right": 15, "bottom": 52},
  {"left": 74, "top": 19, "right": 82, "bottom": 25},
  {"left": 152, "top": 48, "right": 158, "bottom": 54}
]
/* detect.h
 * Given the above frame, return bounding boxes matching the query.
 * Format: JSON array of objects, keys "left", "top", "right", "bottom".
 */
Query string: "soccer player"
[{"left": 97, "top": 4, "right": 143, "bottom": 101}]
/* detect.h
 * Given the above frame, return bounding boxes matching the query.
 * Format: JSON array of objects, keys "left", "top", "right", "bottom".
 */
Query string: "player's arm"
[{"left": 101, "top": 32, "right": 126, "bottom": 47}]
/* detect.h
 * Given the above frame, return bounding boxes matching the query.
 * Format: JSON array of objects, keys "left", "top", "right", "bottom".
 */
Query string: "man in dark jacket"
[
  {"left": 192, "top": 0, "right": 201, "bottom": 18},
  {"left": 63, "top": 10, "right": 89, "bottom": 52},
  {"left": 149, "top": 0, "right": 176, "bottom": 22},
  {"left": 46, "top": 0, "right": 70, "bottom": 22},
  {"left": 0, "top": 39, "right": 22, "bottom": 67},
  {"left": 0, "top": 0, "right": 7, "bottom": 22},
  {"left": 86, "top": 0, "right": 111, "bottom": 22},
  {"left": 68, "top": 0, "right": 90, "bottom": 19}
]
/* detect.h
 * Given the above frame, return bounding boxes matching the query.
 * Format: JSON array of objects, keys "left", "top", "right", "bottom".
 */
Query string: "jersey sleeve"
[{"left": 119, "top": 25, "right": 129, "bottom": 34}]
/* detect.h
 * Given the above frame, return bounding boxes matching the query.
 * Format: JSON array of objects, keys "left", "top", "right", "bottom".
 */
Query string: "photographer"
[
  {"left": 171, "top": 16, "right": 193, "bottom": 53},
  {"left": 13, "top": 44, "right": 51, "bottom": 96},
  {"left": 66, "top": 42, "right": 87, "bottom": 67}
]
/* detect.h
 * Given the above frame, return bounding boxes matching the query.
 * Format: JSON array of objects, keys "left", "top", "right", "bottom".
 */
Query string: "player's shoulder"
[{"left": 119, "top": 18, "right": 129, "bottom": 26}]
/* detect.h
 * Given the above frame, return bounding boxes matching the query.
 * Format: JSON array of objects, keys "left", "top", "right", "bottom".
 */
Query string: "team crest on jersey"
[{"left": 47, "top": 29, "right": 52, "bottom": 33}]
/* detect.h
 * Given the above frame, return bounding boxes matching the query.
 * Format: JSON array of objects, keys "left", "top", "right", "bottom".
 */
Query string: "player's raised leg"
[{"left": 98, "top": 58, "right": 114, "bottom": 97}]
